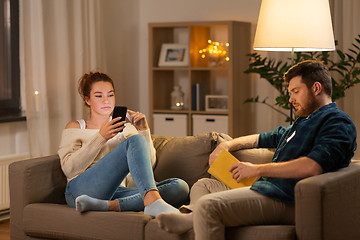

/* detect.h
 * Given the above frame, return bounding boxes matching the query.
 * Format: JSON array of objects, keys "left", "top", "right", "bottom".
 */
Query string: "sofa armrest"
[
  {"left": 9, "top": 155, "right": 67, "bottom": 240},
  {"left": 295, "top": 161, "right": 360, "bottom": 240}
]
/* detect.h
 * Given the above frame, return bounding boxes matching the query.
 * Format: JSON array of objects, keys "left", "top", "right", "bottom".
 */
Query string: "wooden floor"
[{"left": 0, "top": 219, "right": 10, "bottom": 240}]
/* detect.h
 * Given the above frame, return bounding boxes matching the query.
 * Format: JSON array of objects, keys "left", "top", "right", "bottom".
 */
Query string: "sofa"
[{"left": 9, "top": 132, "right": 360, "bottom": 240}]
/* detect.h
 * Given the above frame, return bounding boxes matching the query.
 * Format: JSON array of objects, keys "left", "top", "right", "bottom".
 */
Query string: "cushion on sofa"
[
  {"left": 23, "top": 203, "right": 153, "bottom": 240},
  {"left": 145, "top": 219, "right": 195, "bottom": 240},
  {"left": 225, "top": 225, "right": 296, "bottom": 240},
  {"left": 152, "top": 132, "right": 218, "bottom": 187},
  {"left": 144, "top": 219, "right": 295, "bottom": 240}
]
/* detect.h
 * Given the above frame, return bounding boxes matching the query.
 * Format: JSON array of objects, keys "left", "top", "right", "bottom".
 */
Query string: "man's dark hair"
[{"left": 284, "top": 60, "right": 332, "bottom": 97}]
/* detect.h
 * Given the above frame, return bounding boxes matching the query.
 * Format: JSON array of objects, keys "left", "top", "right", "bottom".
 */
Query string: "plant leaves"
[
  {"left": 352, "top": 43, "right": 360, "bottom": 51},
  {"left": 349, "top": 49, "right": 358, "bottom": 55},
  {"left": 337, "top": 50, "right": 345, "bottom": 60}
]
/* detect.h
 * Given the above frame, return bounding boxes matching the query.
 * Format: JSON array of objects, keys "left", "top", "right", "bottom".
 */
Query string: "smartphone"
[{"left": 112, "top": 106, "right": 127, "bottom": 132}]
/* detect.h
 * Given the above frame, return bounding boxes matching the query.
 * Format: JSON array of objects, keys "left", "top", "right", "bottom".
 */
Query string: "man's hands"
[
  {"left": 229, "top": 162, "right": 259, "bottom": 183},
  {"left": 210, "top": 142, "right": 260, "bottom": 183},
  {"left": 127, "top": 110, "right": 149, "bottom": 131},
  {"left": 209, "top": 134, "right": 260, "bottom": 166},
  {"left": 209, "top": 134, "right": 261, "bottom": 181}
]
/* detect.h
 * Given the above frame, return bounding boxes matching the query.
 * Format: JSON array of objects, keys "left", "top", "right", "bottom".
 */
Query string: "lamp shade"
[{"left": 253, "top": 0, "right": 335, "bottom": 52}]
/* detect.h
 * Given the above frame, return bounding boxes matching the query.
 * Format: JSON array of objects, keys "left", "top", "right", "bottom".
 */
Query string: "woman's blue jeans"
[{"left": 65, "top": 134, "right": 189, "bottom": 211}]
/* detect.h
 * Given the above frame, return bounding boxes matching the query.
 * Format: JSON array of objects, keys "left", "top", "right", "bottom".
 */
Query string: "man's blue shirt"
[{"left": 250, "top": 103, "right": 357, "bottom": 204}]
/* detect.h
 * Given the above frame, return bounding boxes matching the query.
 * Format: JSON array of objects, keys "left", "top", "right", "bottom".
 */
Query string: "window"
[{"left": 0, "top": 0, "right": 20, "bottom": 116}]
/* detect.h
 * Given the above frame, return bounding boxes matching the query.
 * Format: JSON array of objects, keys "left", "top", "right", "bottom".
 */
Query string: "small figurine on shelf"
[{"left": 170, "top": 85, "right": 184, "bottom": 110}]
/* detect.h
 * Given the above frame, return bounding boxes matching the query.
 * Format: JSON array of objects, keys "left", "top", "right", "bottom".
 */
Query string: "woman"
[{"left": 58, "top": 72, "right": 189, "bottom": 216}]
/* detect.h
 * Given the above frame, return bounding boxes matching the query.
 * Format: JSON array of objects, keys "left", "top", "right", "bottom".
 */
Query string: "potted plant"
[{"left": 244, "top": 35, "right": 360, "bottom": 122}]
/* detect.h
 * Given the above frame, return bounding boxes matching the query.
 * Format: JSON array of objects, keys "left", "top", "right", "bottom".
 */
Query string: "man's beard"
[{"left": 294, "top": 93, "right": 318, "bottom": 117}]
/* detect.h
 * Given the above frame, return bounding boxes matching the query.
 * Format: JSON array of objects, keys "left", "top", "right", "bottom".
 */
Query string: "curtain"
[
  {"left": 20, "top": 0, "right": 104, "bottom": 157},
  {"left": 331, "top": 0, "right": 360, "bottom": 159}
]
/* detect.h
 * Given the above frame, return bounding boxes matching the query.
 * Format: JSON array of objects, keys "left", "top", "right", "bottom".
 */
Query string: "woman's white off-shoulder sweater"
[{"left": 57, "top": 123, "right": 156, "bottom": 187}]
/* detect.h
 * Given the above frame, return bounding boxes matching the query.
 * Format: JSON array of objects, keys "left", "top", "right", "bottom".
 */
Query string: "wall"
[
  {"left": 331, "top": 0, "right": 360, "bottom": 159},
  {"left": 100, "top": 0, "right": 140, "bottom": 111}
]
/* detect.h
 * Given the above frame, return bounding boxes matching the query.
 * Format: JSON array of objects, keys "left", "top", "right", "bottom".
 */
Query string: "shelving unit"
[{"left": 149, "top": 21, "right": 253, "bottom": 137}]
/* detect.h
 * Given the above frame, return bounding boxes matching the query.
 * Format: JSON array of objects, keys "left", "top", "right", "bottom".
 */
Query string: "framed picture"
[
  {"left": 158, "top": 43, "right": 189, "bottom": 67},
  {"left": 205, "top": 95, "right": 228, "bottom": 112}
]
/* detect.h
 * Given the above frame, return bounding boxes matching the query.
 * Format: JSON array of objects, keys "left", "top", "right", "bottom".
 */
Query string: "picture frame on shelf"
[
  {"left": 205, "top": 95, "right": 228, "bottom": 112},
  {"left": 158, "top": 43, "right": 189, "bottom": 67}
]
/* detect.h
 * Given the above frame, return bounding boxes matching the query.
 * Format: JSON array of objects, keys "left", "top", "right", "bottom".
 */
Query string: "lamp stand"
[{"left": 289, "top": 48, "right": 295, "bottom": 125}]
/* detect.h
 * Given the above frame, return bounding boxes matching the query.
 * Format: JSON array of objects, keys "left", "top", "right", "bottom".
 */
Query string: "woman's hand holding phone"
[{"left": 99, "top": 117, "right": 125, "bottom": 140}]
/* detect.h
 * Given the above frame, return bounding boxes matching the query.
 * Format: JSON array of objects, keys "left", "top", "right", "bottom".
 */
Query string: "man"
[{"left": 157, "top": 60, "right": 357, "bottom": 240}]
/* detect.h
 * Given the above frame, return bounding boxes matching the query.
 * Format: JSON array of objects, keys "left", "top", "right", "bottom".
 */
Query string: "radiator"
[
  {"left": 0, "top": 153, "right": 30, "bottom": 219},
  {"left": 0, "top": 161, "right": 10, "bottom": 211}
]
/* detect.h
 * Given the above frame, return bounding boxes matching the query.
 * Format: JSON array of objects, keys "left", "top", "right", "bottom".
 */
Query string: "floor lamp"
[{"left": 253, "top": 0, "right": 335, "bottom": 124}]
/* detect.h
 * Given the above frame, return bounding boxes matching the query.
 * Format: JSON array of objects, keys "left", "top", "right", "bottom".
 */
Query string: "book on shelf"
[
  {"left": 207, "top": 149, "right": 258, "bottom": 189},
  {"left": 192, "top": 84, "right": 197, "bottom": 111},
  {"left": 191, "top": 83, "right": 208, "bottom": 111}
]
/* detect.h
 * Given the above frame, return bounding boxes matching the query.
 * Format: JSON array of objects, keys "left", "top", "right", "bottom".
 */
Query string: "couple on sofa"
[{"left": 57, "top": 60, "right": 357, "bottom": 240}]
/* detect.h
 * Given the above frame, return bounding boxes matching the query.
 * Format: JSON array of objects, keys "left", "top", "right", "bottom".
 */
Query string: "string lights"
[{"left": 199, "top": 40, "right": 229, "bottom": 67}]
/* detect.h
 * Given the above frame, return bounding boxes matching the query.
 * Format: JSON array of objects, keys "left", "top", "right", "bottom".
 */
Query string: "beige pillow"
[{"left": 152, "top": 133, "right": 218, "bottom": 187}]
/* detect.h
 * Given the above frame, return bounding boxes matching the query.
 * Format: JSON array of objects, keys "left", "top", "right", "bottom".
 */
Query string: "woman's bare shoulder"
[{"left": 65, "top": 120, "right": 81, "bottom": 129}]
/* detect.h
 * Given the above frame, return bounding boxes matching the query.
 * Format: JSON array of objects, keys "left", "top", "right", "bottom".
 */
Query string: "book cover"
[
  {"left": 192, "top": 84, "right": 197, "bottom": 110},
  {"left": 195, "top": 83, "right": 208, "bottom": 111},
  {"left": 207, "top": 149, "right": 258, "bottom": 189},
  {"left": 196, "top": 83, "right": 200, "bottom": 110}
]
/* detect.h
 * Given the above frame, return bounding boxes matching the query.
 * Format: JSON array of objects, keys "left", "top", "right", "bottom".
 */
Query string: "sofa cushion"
[
  {"left": 145, "top": 219, "right": 195, "bottom": 240},
  {"left": 152, "top": 132, "right": 218, "bottom": 188},
  {"left": 225, "top": 225, "right": 296, "bottom": 240},
  {"left": 23, "top": 203, "right": 152, "bottom": 240},
  {"left": 144, "top": 219, "right": 295, "bottom": 240}
]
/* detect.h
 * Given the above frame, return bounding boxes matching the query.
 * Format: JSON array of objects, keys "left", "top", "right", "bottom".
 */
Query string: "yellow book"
[{"left": 207, "top": 149, "right": 258, "bottom": 189}]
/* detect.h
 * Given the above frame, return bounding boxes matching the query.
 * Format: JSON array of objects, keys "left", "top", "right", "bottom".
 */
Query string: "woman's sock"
[
  {"left": 75, "top": 195, "right": 109, "bottom": 213},
  {"left": 157, "top": 212, "right": 194, "bottom": 234},
  {"left": 144, "top": 199, "right": 180, "bottom": 217}
]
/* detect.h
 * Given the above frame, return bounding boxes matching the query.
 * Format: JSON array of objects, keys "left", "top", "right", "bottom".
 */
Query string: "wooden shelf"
[
  {"left": 149, "top": 21, "right": 253, "bottom": 137},
  {"left": 190, "top": 111, "right": 228, "bottom": 115},
  {"left": 152, "top": 67, "right": 190, "bottom": 71},
  {"left": 152, "top": 67, "right": 228, "bottom": 71},
  {"left": 153, "top": 109, "right": 189, "bottom": 114},
  {"left": 153, "top": 109, "right": 228, "bottom": 115}
]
